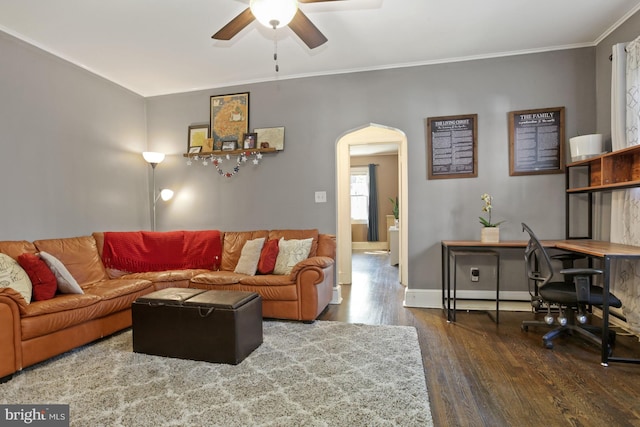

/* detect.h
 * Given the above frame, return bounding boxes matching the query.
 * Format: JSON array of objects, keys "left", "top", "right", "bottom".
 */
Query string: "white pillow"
[
  {"left": 273, "top": 238, "right": 313, "bottom": 275},
  {"left": 234, "top": 238, "right": 265, "bottom": 276},
  {"left": 0, "top": 253, "right": 32, "bottom": 303},
  {"left": 39, "top": 251, "right": 84, "bottom": 294}
]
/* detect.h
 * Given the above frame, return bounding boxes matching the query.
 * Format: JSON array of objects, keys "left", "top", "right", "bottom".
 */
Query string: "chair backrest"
[{"left": 522, "top": 223, "right": 555, "bottom": 290}]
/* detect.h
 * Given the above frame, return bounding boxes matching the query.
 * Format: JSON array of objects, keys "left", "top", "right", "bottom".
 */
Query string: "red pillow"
[
  {"left": 17, "top": 253, "right": 57, "bottom": 301},
  {"left": 257, "top": 239, "right": 279, "bottom": 274}
]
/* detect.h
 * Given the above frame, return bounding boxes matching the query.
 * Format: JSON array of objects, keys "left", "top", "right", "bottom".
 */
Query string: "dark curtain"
[{"left": 367, "top": 163, "right": 379, "bottom": 241}]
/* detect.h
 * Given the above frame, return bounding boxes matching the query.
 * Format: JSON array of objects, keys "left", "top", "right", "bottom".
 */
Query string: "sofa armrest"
[
  {"left": 289, "top": 256, "right": 334, "bottom": 281},
  {"left": 0, "top": 289, "right": 25, "bottom": 380},
  {"left": 0, "top": 287, "right": 28, "bottom": 315}
]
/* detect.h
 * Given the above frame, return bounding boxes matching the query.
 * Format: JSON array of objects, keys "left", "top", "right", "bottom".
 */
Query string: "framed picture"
[
  {"left": 243, "top": 133, "right": 257, "bottom": 149},
  {"left": 188, "top": 146, "right": 202, "bottom": 154},
  {"left": 254, "top": 127, "right": 285, "bottom": 151},
  {"left": 508, "top": 106, "right": 564, "bottom": 176},
  {"left": 222, "top": 140, "right": 237, "bottom": 151},
  {"left": 210, "top": 92, "right": 249, "bottom": 150},
  {"left": 426, "top": 114, "right": 478, "bottom": 179},
  {"left": 188, "top": 124, "right": 209, "bottom": 152}
]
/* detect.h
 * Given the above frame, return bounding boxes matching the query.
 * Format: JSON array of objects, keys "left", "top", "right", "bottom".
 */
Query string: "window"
[{"left": 351, "top": 167, "right": 369, "bottom": 222}]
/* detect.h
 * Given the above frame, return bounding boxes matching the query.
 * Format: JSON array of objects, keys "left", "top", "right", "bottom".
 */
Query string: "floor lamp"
[{"left": 142, "top": 152, "right": 173, "bottom": 231}]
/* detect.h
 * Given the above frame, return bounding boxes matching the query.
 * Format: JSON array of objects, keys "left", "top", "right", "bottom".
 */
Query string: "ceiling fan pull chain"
[{"left": 273, "top": 28, "right": 279, "bottom": 72}]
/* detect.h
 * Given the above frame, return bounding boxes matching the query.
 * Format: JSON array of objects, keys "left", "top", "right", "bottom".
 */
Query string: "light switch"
[{"left": 315, "top": 191, "right": 327, "bottom": 203}]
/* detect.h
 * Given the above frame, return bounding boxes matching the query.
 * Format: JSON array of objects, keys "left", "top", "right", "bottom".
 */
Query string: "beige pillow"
[
  {"left": 273, "top": 238, "right": 313, "bottom": 275},
  {"left": 234, "top": 238, "right": 265, "bottom": 276},
  {"left": 39, "top": 251, "right": 84, "bottom": 294},
  {"left": 0, "top": 253, "right": 32, "bottom": 303}
]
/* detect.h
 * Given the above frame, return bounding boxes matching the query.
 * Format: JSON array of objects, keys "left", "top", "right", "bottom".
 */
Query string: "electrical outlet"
[
  {"left": 315, "top": 191, "right": 327, "bottom": 203},
  {"left": 470, "top": 267, "right": 480, "bottom": 282}
]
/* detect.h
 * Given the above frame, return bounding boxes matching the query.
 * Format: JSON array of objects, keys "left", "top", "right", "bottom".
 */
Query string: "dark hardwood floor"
[{"left": 318, "top": 250, "right": 640, "bottom": 427}]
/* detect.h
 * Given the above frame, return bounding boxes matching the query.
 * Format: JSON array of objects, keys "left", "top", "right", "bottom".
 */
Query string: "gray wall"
[
  {"left": 4, "top": 8, "right": 638, "bottom": 293},
  {"left": 0, "top": 32, "right": 148, "bottom": 241},
  {"left": 146, "top": 48, "right": 597, "bottom": 292}
]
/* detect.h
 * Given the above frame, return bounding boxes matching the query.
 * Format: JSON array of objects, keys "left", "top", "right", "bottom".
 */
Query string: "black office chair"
[{"left": 520, "top": 223, "right": 622, "bottom": 352}]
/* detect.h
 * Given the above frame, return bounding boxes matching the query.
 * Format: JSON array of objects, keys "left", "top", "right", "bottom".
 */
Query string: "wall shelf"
[
  {"left": 183, "top": 147, "right": 277, "bottom": 157},
  {"left": 566, "top": 144, "right": 640, "bottom": 192},
  {"left": 565, "top": 144, "right": 640, "bottom": 238}
]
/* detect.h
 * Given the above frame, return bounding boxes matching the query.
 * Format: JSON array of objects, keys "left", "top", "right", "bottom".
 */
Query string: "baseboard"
[
  {"left": 404, "top": 288, "right": 531, "bottom": 311},
  {"left": 330, "top": 285, "right": 343, "bottom": 305},
  {"left": 351, "top": 242, "right": 388, "bottom": 251}
]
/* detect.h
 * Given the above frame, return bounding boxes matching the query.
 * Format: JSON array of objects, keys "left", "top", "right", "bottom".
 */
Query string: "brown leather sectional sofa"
[{"left": 0, "top": 229, "right": 335, "bottom": 382}]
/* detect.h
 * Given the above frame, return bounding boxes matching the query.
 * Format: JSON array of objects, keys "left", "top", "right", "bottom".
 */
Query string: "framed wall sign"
[
  {"left": 210, "top": 92, "right": 249, "bottom": 149},
  {"left": 426, "top": 114, "right": 478, "bottom": 180},
  {"left": 187, "top": 124, "right": 209, "bottom": 152},
  {"left": 508, "top": 106, "right": 565, "bottom": 176}
]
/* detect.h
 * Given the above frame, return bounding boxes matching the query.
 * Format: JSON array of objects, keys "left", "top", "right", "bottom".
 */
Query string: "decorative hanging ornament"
[{"left": 188, "top": 150, "right": 264, "bottom": 178}]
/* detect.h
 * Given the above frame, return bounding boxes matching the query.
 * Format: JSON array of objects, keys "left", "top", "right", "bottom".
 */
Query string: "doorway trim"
[{"left": 334, "top": 123, "right": 409, "bottom": 303}]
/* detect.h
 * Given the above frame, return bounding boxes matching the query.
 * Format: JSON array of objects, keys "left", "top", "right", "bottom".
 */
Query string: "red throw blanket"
[{"left": 102, "top": 230, "right": 222, "bottom": 272}]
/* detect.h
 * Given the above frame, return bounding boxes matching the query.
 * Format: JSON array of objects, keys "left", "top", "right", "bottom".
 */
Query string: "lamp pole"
[{"left": 150, "top": 162, "right": 158, "bottom": 231}]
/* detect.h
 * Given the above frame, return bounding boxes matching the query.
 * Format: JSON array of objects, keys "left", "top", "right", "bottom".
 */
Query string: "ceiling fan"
[{"left": 212, "top": 0, "right": 346, "bottom": 49}]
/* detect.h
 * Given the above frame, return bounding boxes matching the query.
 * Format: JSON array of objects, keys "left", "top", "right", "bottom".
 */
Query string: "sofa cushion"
[
  {"left": 0, "top": 240, "right": 37, "bottom": 260},
  {"left": 190, "top": 271, "right": 246, "bottom": 286},
  {"left": 39, "top": 251, "right": 84, "bottom": 295},
  {"left": 268, "top": 229, "right": 319, "bottom": 257},
  {"left": 234, "top": 238, "right": 265, "bottom": 276},
  {"left": 273, "top": 238, "right": 313, "bottom": 275},
  {"left": 0, "top": 253, "right": 32, "bottom": 304},
  {"left": 21, "top": 293, "right": 102, "bottom": 318},
  {"left": 34, "top": 236, "right": 109, "bottom": 286},
  {"left": 18, "top": 253, "right": 57, "bottom": 301},
  {"left": 257, "top": 239, "right": 279, "bottom": 274},
  {"left": 221, "top": 230, "right": 269, "bottom": 272},
  {"left": 20, "top": 293, "right": 103, "bottom": 340}
]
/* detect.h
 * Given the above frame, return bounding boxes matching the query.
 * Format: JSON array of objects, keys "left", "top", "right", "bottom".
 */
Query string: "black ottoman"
[{"left": 132, "top": 288, "right": 263, "bottom": 364}]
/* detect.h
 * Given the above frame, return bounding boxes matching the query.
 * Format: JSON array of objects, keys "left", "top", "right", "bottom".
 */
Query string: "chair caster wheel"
[
  {"left": 521, "top": 325, "right": 528, "bottom": 332},
  {"left": 543, "top": 340, "right": 554, "bottom": 349}
]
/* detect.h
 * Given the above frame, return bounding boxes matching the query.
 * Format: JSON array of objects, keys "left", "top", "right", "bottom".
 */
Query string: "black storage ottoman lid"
[
  {"left": 135, "top": 288, "right": 206, "bottom": 306},
  {"left": 183, "top": 290, "right": 259, "bottom": 309}
]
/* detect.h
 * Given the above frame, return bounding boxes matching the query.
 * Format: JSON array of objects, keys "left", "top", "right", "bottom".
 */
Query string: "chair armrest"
[
  {"left": 561, "top": 268, "right": 602, "bottom": 303},
  {"left": 560, "top": 268, "right": 602, "bottom": 276}
]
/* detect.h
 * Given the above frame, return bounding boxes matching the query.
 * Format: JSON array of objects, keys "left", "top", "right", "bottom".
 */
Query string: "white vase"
[{"left": 481, "top": 227, "right": 500, "bottom": 243}]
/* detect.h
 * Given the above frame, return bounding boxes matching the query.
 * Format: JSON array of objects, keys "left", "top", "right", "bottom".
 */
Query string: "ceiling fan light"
[{"left": 250, "top": 0, "right": 298, "bottom": 29}]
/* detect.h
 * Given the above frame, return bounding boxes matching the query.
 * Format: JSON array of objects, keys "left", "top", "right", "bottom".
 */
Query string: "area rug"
[{"left": 0, "top": 321, "right": 432, "bottom": 426}]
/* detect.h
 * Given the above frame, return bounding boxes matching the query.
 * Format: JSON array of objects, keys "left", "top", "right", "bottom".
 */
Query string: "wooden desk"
[
  {"left": 553, "top": 240, "right": 640, "bottom": 366},
  {"left": 441, "top": 241, "right": 543, "bottom": 324},
  {"left": 441, "top": 239, "right": 640, "bottom": 366}
]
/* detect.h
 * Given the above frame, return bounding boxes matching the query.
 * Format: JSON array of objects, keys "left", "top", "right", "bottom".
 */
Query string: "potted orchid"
[{"left": 479, "top": 193, "right": 504, "bottom": 242}]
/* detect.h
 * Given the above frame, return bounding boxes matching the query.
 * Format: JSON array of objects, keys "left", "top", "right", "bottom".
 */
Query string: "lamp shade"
[
  {"left": 250, "top": 0, "right": 298, "bottom": 28},
  {"left": 159, "top": 188, "right": 174, "bottom": 201},
  {"left": 142, "top": 151, "right": 165, "bottom": 164}
]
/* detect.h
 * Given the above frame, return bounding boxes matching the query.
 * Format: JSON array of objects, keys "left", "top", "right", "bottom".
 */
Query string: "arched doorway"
[{"left": 333, "top": 123, "right": 408, "bottom": 304}]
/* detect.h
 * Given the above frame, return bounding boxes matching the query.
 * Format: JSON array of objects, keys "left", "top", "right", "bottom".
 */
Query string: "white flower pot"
[{"left": 481, "top": 227, "right": 500, "bottom": 243}]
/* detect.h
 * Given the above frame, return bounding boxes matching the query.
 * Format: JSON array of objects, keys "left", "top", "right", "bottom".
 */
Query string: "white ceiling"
[{"left": 0, "top": 0, "right": 639, "bottom": 98}]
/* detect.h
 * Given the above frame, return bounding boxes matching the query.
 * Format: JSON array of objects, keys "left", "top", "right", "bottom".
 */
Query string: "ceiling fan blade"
[
  {"left": 288, "top": 9, "right": 328, "bottom": 49},
  {"left": 212, "top": 8, "right": 255, "bottom": 40}
]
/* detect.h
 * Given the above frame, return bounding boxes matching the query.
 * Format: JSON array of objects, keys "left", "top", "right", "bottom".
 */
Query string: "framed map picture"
[
  {"left": 210, "top": 92, "right": 249, "bottom": 149},
  {"left": 187, "top": 124, "right": 209, "bottom": 152},
  {"left": 254, "top": 126, "right": 285, "bottom": 151}
]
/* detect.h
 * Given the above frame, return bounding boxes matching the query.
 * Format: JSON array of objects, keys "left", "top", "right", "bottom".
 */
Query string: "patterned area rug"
[{"left": 1, "top": 321, "right": 432, "bottom": 426}]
